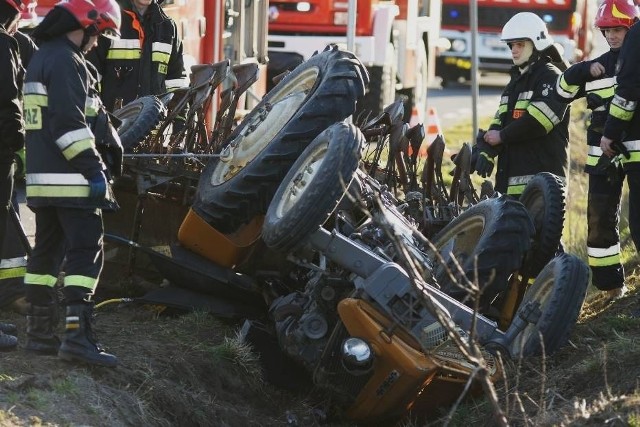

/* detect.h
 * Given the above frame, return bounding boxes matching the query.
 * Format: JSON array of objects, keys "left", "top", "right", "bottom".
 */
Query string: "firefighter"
[
  {"left": 556, "top": 0, "right": 638, "bottom": 302},
  {"left": 0, "top": 0, "right": 24, "bottom": 351},
  {"left": 0, "top": 30, "right": 38, "bottom": 319},
  {"left": 87, "top": 0, "right": 187, "bottom": 112},
  {"left": 23, "top": 0, "right": 121, "bottom": 367},
  {"left": 600, "top": 1, "right": 640, "bottom": 290},
  {"left": 475, "top": 12, "right": 570, "bottom": 198}
]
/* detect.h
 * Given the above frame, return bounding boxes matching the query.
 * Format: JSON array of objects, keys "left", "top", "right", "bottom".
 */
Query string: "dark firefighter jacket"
[
  {"left": 88, "top": 0, "right": 187, "bottom": 111},
  {"left": 556, "top": 49, "right": 618, "bottom": 173},
  {"left": 489, "top": 56, "right": 570, "bottom": 196},
  {"left": 0, "top": 26, "right": 24, "bottom": 158},
  {"left": 23, "top": 36, "right": 114, "bottom": 210},
  {"left": 603, "top": 22, "right": 640, "bottom": 171}
]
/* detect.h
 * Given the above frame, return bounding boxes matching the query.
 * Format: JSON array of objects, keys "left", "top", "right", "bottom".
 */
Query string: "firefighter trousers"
[
  {"left": 587, "top": 170, "right": 625, "bottom": 291},
  {"left": 0, "top": 158, "right": 14, "bottom": 254},
  {"left": 25, "top": 206, "right": 104, "bottom": 305},
  {"left": 628, "top": 169, "right": 640, "bottom": 254}
]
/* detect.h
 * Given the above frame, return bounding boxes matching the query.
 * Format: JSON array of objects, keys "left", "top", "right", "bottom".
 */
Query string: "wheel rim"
[
  {"left": 523, "top": 188, "right": 545, "bottom": 231},
  {"left": 274, "top": 142, "right": 327, "bottom": 218},
  {"left": 509, "top": 276, "right": 554, "bottom": 356},
  {"left": 432, "top": 214, "right": 486, "bottom": 280},
  {"left": 209, "top": 67, "right": 321, "bottom": 186},
  {"left": 114, "top": 103, "right": 144, "bottom": 134}
]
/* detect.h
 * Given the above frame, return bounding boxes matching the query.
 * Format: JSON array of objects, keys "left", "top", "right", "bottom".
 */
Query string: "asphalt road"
[
  {"left": 427, "top": 28, "right": 610, "bottom": 132},
  {"left": 427, "top": 74, "right": 508, "bottom": 130}
]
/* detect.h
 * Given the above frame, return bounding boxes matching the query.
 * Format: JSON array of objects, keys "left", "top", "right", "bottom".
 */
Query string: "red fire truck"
[
  {"left": 267, "top": 0, "right": 443, "bottom": 122},
  {"left": 19, "top": 0, "right": 269, "bottom": 110},
  {"left": 436, "top": 0, "right": 596, "bottom": 86}
]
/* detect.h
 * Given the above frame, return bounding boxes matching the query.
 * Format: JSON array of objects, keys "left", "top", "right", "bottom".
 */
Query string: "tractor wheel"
[
  {"left": 262, "top": 122, "right": 363, "bottom": 252},
  {"left": 113, "top": 95, "right": 166, "bottom": 150},
  {"left": 519, "top": 172, "right": 566, "bottom": 279},
  {"left": 193, "top": 45, "right": 368, "bottom": 233},
  {"left": 356, "top": 43, "right": 396, "bottom": 122},
  {"left": 509, "top": 253, "right": 589, "bottom": 358},
  {"left": 430, "top": 196, "right": 535, "bottom": 308}
]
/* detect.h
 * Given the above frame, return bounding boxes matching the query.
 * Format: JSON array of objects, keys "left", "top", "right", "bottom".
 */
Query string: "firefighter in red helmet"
[
  {"left": 557, "top": 0, "right": 639, "bottom": 302},
  {"left": 599, "top": 0, "right": 640, "bottom": 301},
  {"left": 23, "top": 0, "right": 122, "bottom": 367}
]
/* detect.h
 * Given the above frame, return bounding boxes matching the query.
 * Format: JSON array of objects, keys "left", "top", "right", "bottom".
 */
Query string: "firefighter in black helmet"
[{"left": 23, "top": 0, "right": 121, "bottom": 367}]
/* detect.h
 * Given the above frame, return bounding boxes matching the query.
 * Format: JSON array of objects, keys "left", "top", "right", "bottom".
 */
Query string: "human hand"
[
  {"left": 600, "top": 136, "right": 616, "bottom": 157},
  {"left": 589, "top": 62, "right": 606, "bottom": 78},
  {"left": 484, "top": 130, "right": 502, "bottom": 146}
]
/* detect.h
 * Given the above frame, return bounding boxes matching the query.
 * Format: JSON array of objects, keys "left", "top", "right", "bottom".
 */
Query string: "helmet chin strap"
[{"left": 79, "top": 29, "right": 93, "bottom": 52}]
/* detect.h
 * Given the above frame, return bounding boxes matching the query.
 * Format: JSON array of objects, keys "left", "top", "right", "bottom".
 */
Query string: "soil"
[{"left": 1, "top": 258, "right": 638, "bottom": 427}]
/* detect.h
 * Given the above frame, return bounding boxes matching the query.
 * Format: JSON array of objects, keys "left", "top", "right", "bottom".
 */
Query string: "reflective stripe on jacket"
[
  {"left": 603, "top": 23, "right": 640, "bottom": 171},
  {"left": 88, "top": 1, "right": 187, "bottom": 111},
  {"left": 489, "top": 57, "right": 570, "bottom": 195},
  {"left": 24, "top": 37, "right": 107, "bottom": 209},
  {"left": 556, "top": 50, "right": 618, "bottom": 173}
]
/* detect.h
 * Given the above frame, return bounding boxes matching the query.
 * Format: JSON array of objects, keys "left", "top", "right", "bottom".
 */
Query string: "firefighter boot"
[
  {"left": 0, "top": 322, "right": 17, "bottom": 335},
  {"left": 58, "top": 303, "right": 118, "bottom": 368},
  {"left": 0, "top": 330, "right": 17, "bottom": 351},
  {"left": 25, "top": 304, "right": 61, "bottom": 355}
]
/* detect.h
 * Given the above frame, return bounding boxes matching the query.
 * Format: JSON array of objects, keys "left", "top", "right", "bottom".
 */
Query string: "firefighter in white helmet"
[{"left": 473, "top": 12, "right": 570, "bottom": 199}]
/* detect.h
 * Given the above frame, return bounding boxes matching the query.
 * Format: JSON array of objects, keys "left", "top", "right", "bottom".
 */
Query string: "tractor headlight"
[{"left": 342, "top": 337, "right": 373, "bottom": 368}]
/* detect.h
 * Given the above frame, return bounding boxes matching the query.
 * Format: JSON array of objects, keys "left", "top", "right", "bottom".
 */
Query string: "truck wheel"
[
  {"left": 519, "top": 173, "right": 566, "bottom": 279},
  {"left": 262, "top": 122, "right": 363, "bottom": 252},
  {"left": 193, "top": 45, "right": 368, "bottom": 233},
  {"left": 430, "top": 196, "right": 535, "bottom": 308},
  {"left": 509, "top": 253, "right": 589, "bottom": 358},
  {"left": 113, "top": 95, "right": 166, "bottom": 150}
]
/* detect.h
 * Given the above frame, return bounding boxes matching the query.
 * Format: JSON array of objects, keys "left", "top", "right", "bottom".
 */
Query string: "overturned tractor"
[{"left": 105, "top": 44, "right": 589, "bottom": 424}]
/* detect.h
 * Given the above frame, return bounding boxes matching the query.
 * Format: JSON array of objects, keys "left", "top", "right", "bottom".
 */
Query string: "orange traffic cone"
[
  {"left": 415, "top": 106, "right": 442, "bottom": 158},
  {"left": 409, "top": 106, "right": 423, "bottom": 127},
  {"left": 425, "top": 107, "right": 442, "bottom": 144}
]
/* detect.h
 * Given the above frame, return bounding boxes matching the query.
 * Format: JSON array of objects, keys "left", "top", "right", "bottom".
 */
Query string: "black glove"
[
  {"left": 472, "top": 130, "right": 499, "bottom": 178},
  {"left": 475, "top": 151, "right": 496, "bottom": 178},
  {"left": 612, "top": 140, "right": 631, "bottom": 159},
  {"left": 596, "top": 154, "right": 624, "bottom": 184},
  {"left": 88, "top": 172, "right": 107, "bottom": 201},
  {"left": 469, "top": 129, "right": 486, "bottom": 167}
]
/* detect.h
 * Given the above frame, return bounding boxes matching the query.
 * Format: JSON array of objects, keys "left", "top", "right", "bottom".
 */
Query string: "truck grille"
[{"left": 442, "top": 5, "right": 572, "bottom": 32}]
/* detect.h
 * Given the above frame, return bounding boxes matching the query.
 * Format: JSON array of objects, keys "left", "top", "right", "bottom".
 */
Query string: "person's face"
[
  {"left": 509, "top": 40, "right": 527, "bottom": 63},
  {"left": 83, "top": 34, "right": 99, "bottom": 54},
  {"left": 603, "top": 27, "right": 628, "bottom": 50},
  {"left": 133, "top": 0, "right": 153, "bottom": 10}
]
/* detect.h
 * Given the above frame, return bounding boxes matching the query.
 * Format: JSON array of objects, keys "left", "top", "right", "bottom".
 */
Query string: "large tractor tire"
[
  {"left": 193, "top": 45, "right": 368, "bottom": 233},
  {"left": 262, "top": 122, "right": 363, "bottom": 252},
  {"left": 509, "top": 252, "right": 589, "bottom": 358},
  {"left": 519, "top": 172, "right": 566, "bottom": 279},
  {"left": 355, "top": 43, "right": 396, "bottom": 122},
  {"left": 112, "top": 95, "right": 166, "bottom": 150},
  {"left": 430, "top": 196, "right": 535, "bottom": 308}
]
